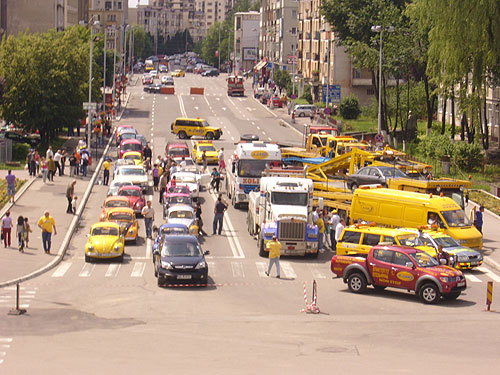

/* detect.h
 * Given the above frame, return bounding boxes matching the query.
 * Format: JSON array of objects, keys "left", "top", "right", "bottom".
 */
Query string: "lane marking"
[
  {"left": 207, "top": 262, "right": 216, "bottom": 277},
  {"left": 105, "top": 264, "right": 121, "bottom": 278},
  {"left": 178, "top": 95, "right": 187, "bottom": 117},
  {"left": 280, "top": 262, "right": 296, "bottom": 279},
  {"left": 0, "top": 339, "right": 12, "bottom": 343},
  {"left": 256, "top": 126, "right": 260, "bottom": 130},
  {"left": 477, "top": 266, "right": 500, "bottom": 282},
  {"left": 268, "top": 137, "right": 272, "bottom": 141},
  {"left": 131, "top": 262, "right": 146, "bottom": 277},
  {"left": 308, "top": 265, "right": 326, "bottom": 279},
  {"left": 52, "top": 262, "right": 72, "bottom": 277},
  {"left": 231, "top": 262, "right": 245, "bottom": 278},
  {"left": 262, "top": 131, "right": 266, "bottom": 135},
  {"left": 231, "top": 136, "right": 235, "bottom": 141},
  {"left": 145, "top": 238, "right": 152, "bottom": 259},
  {"left": 256, "top": 262, "right": 268, "bottom": 277},
  {"left": 79, "top": 263, "right": 95, "bottom": 277},
  {"left": 465, "top": 274, "right": 481, "bottom": 283}
]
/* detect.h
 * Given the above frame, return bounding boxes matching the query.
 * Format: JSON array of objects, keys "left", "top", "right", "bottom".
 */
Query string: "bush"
[
  {"left": 339, "top": 94, "right": 361, "bottom": 119},
  {"left": 12, "top": 143, "right": 30, "bottom": 161},
  {"left": 300, "top": 85, "right": 313, "bottom": 104},
  {"left": 454, "top": 141, "right": 483, "bottom": 172},
  {"left": 417, "top": 135, "right": 454, "bottom": 160},
  {"left": 313, "top": 101, "right": 326, "bottom": 108}
]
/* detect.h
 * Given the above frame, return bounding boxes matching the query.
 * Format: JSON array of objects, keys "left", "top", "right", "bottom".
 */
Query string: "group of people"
[{"left": 311, "top": 207, "right": 346, "bottom": 253}]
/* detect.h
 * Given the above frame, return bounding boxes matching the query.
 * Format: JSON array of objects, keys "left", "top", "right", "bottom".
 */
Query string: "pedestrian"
[
  {"left": 16, "top": 215, "right": 25, "bottom": 252},
  {"left": 141, "top": 201, "right": 155, "bottom": 239},
  {"left": 2, "top": 211, "right": 13, "bottom": 248},
  {"left": 211, "top": 168, "right": 221, "bottom": 192},
  {"left": 26, "top": 150, "right": 35, "bottom": 177},
  {"left": 40, "top": 157, "right": 48, "bottom": 183},
  {"left": 179, "top": 157, "right": 187, "bottom": 169},
  {"left": 152, "top": 164, "right": 160, "bottom": 191},
  {"left": 74, "top": 150, "right": 81, "bottom": 176},
  {"left": 66, "top": 180, "right": 77, "bottom": 213},
  {"left": 23, "top": 217, "right": 32, "bottom": 248},
  {"left": 71, "top": 196, "right": 78, "bottom": 214},
  {"left": 54, "top": 149, "right": 62, "bottom": 176},
  {"left": 37, "top": 211, "right": 57, "bottom": 254},
  {"left": 68, "top": 153, "right": 76, "bottom": 177},
  {"left": 169, "top": 161, "right": 177, "bottom": 177},
  {"left": 316, "top": 212, "right": 325, "bottom": 252},
  {"left": 143, "top": 144, "right": 152, "bottom": 161},
  {"left": 47, "top": 156, "right": 56, "bottom": 181},
  {"left": 335, "top": 218, "right": 346, "bottom": 244},
  {"left": 195, "top": 201, "right": 206, "bottom": 236},
  {"left": 201, "top": 151, "right": 208, "bottom": 172},
  {"left": 5, "top": 170, "right": 16, "bottom": 203},
  {"left": 34, "top": 151, "right": 40, "bottom": 175},
  {"left": 218, "top": 148, "right": 225, "bottom": 172},
  {"left": 46, "top": 146, "right": 53, "bottom": 160},
  {"left": 265, "top": 235, "right": 281, "bottom": 278},
  {"left": 170, "top": 175, "right": 177, "bottom": 187},
  {"left": 213, "top": 196, "right": 227, "bottom": 235},
  {"left": 102, "top": 157, "right": 111, "bottom": 185},
  {"left": 159, "top": 171, "right": 168, "bottom": 204},
  {"left": 60, "top": 148, "right": 67, "bottom": 175},
  {"left": 475, "top": 206, "right": 484, "bottom": 234},
  {"left": 81, "top": 150, "right": 89, "bottom": 177},
  {"left": 312, "top": 207, "right": 320, "bottom": 223},
  {"left": 329, "top": 210, "right": 340, "bottom": 251}
]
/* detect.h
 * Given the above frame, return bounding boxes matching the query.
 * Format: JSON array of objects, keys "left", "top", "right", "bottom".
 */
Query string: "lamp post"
[
  {"left": 218, "top": 25, "right": 221, "bottom": 70},
  {"left": 320, "top": 29, "right": 332, "bottom": 107},
  {"left": 102, "top": 28, "right": 107, "bottom": 116},
  {"left": 112, "top": 26, "right": 118, "bottom": 119},
  {"left": 87, "top": 16, "right": 100, "bottom": 151},
  {"left": 371, "top": 25, "right": 394, "bottom": 136}
]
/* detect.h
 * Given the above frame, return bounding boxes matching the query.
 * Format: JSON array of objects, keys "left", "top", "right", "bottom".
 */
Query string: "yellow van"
[
  {"left": 170, "top": 117, "right": 222, "bottom": 140},
  {"left": 350, "top": 188, "right": 482, "bottom": 249},
  {"left": 336, "top": 225, "right": 418, "bottom": 255}
]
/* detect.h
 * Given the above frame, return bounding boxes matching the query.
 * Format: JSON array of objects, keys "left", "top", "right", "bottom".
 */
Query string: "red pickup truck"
[{"left": 331, "top": 245, "right": 466, "bottom": 304}]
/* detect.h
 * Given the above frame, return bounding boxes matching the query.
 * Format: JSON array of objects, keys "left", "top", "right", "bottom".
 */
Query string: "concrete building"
[
  {"left": 0, "top": 0, "right": 81, "bottom": 37},
  {"left": 196, "top": 0, "right": 232, "bottom": 37},
  {"left": 234, "top": 11, "right": 259, "bottom": 73},
  {"left": 89, "top": 0, "right": 129, "bottom": 51}
]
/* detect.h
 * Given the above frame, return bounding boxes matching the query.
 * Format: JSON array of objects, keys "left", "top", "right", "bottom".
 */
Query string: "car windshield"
[
  {"left": 271, "top": 192, "right": 308, "bottom": 206},
  {"left": 175, "top": 175, "right": 196, "bottom": 184},
  {"left": 397, "top": 234, "right": 425, "bottom": 247},
  {"left": 106, "top": 200, "right": 129, "bottom": 208},
  {"left": 108, "top": 213, "right": 133, "bottom": 221},
  {"left": 161, "top": 241, "right": 202, "bottom": 257},
  {"left": 441, "top": 209, "right": 471, "bottom": 227},
  {"left": 380, "top": 168, "right": 408, "bottom": 178},
  {"left": 168, "top": 196, "right": 191, "bottom": 205},
  {"left": 433, "top": 236, "right": 460, "bottom": 248},
  {"left": 124, "top": 154, "right": 141, "bottom": 161},
  {"left": 238, "top": 159, "right": 275, "bottom": 178},
  {"left": 161, "top": 227, "right": 188, "bottom": 235},
  {"left": 168, "top": 186, "right": 190, "bottom": 194},
  {"left": 92, "top": 227, "right": 119, "bottom": 236},
  {"left": 199, "top": 145, "right": 216, "bottom": 151},
  {"left": 169, "top": 210, "right": 193, "bottom": 219},
  {"left": 119, "top": 189, "right": 141, "bottom": 197},
  {"left": 202, "top": 121, "right": 210, "bottom": 128},
  {"left": 409, "top": 252, "right": 440, "bottom": 267},
  {"left": 122, "top": 144, "right": 142, "bottom": 152},
  {"left": 169, "top": 148, "right": 188, "bottom": 156},
  {"left": 119, "top": 168, "right": 145, "bottom": 176}
]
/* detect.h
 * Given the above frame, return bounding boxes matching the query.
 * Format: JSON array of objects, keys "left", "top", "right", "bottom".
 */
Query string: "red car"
[
  {"left": 166, "top": 141, "right": 190, "bottom": 159},
  {"left": 267, "top": 96, "right": 283, "bottom": 108},
  {"left": 118, "top": 185, "right": 146, "bottom": 215},
  {"left": 119, "top": 139, "right": 143, "bottom": 159}
]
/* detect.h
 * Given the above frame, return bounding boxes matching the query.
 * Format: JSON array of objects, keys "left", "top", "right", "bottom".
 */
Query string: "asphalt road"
[{"left": 1, "top": 71, "right": 499, "bottom": 374}]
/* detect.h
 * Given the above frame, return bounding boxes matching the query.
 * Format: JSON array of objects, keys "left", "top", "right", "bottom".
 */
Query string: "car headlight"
[
  {"left": 87, "top": 245, "right": 94, "bottom": 251},
  {"left": 440, "top": 276, "right": 458, "bottom": 282},
  {"left": 161, "top": 261, "right": 173, "bottom": 270},
  {"left": 457, "top": 255, "right": 468, "bottom": 262},
  {"left": 114, "top": 244, "right": 121, "bottom": 252},
  {"left": 195, "top": 261, "right": 206, "bottom": 270}
]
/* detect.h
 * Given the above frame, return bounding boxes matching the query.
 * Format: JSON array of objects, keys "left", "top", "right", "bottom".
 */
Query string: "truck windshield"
[
  {"left": 271, "top": 192, "right": 308, "bottom": 206},
  {"left": 238, "top": 159, "right": 274, "bottom": 178},
  {"left": 409, "top": 252, "right": 439, "bottom": 267},
  {"left": 441, "top": 209, "right": 471, "bottom": 227},
  {"left": 433, "top": 236, "right": 460, "bottom": 248}
]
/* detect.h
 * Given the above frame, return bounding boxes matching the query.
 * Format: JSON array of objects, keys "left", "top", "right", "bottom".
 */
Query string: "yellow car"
[
  {"left": 191, "top": 140, "right": 219, "bottom": 164},
  {"left": 105, "top": 207, "right": 139, "bottom": 243},
  {"left": 122, "top": 151, "right": 143, "bottom": 166},
  {"left": 171, "top": 69, "right": 185, "bottom": 77},
  {"left": 85, "top": 222, "right": 125, "bottom": 262}
]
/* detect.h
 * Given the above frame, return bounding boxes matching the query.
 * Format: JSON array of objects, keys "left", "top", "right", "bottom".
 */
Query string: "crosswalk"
[
  {"left": 47, "top": 260, "right": 500, "bottom": 284},
  {"left": 0, "top": 338, "right": 13, "bottom": 365},
  {"left": 0, "top": 286, "right": 37, "bottom": 309}
]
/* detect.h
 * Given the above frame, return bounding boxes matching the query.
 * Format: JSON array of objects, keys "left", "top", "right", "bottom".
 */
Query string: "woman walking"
[
  {"left": 16, "top": 215, "right": 25, "bottom": 252},
  {"left": 40, "top": 157, "right": 48, "bottom": 183},
  {"left": 23, "top": 217, "right": 32, "bottom": 248},
  {"left": 47, "top": 156, "right": 56, "bottom": 181},
  {"left": 2, "top": 211, "right": 13, "bottom": 248}
]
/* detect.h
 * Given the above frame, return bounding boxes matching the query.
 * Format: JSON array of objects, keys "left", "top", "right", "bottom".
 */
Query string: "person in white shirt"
[
  {"left": 329, "top": 210, "right": 341, "bottom": 250},
  {"left": 312, "top": 208, "right": 320, "bottom": 223},
  {"left": 46, "top": 146, "right": 53, "bottom": 160},
  {"left": 169, "top": 162, "right": 177, "bottom": 176},
  {"left": 179, "top": 157, "right": 187, "bottom": 170},
  {"left": 335, "top": 218, "right": 346, "bottom": 244},
  {"left": 53, "top": 150, "right": 62, "bottom": 176}
]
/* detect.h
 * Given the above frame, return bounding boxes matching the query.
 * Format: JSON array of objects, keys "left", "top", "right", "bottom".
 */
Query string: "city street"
[{"left": 1, "top": 72, "right": 500, "bottom": 374}]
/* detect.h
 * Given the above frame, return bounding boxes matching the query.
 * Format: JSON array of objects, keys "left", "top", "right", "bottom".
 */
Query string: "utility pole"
[
  {"left": 112, "top": 26, "right": 117, "bottom": 118},
  {"left": 122, "top": 26, "right": 128, "bottom": 75},
  {"left": 326, "top": 34, "right": 331, "bottom": 108},
  {"left": 87, "top": 17, "right": 99, "bottom": 151},
  {"left": 218, "top": 25, "right": 221, "bottom": 70},
  {"left": 103, "top": 28, "right": 107, "bottom": 114}
]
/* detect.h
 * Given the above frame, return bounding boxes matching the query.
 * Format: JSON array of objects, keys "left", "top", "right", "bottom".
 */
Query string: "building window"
[
  {"left": 292, "top": 10, "right": 297, "bottom": 19},
  {"left": 367, "top": 88, "right": 375, "bottom": 95},
  {"left": 118, "top": 1, "right": 122, "bottom": 9},
  {"left": 353, "top": 68, "right": 361, "bottom": 79},
  {"left": 105, "top": 1, "right": 112, "bottom": 10}
]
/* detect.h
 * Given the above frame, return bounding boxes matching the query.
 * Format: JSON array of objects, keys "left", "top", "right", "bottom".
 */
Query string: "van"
[
  {"left": 350, "top": 188, "right": 482, "bottom": 249},
  {"left": 293, "top": 104, "right": 316, "bottom": 118},
  {"left": 336, "top": 225, "right": 420, "bottom": 256},
  {"left": 170, "top": 117, "right": 222, "bottom": 140}
]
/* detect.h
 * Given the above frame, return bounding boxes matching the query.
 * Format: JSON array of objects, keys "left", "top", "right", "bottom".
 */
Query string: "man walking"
[
  {"left": 37, "top": 211, "right": 57, "bottom": 254},
  {"left": 54, "top": 149, "right": 62, "bottom": 176},
  {"left": 335, "top": 218, "right": 345, "bottom": 245},
  {"left": 102, "top": 158, "right": 111, "bottom": 185},
  {"left": 475, "top": 206, "right": 484, "bottom": 234},
  {"left": 2, "top": 211, "right": 13, "bottom": 248},
  {"left": 329, "top": 210, "right": 340, "bottom": 251},
  {"left": 213, "top": 196, "right": 227, "bottom": 235},
  {"left": 265, "top": 235, "right": 281, "bottom": 278},
  {"left": 5, "top": 170, "right": 16, "bottom": 203},
  {"left": 66, "top": 180, "right": 77, "bottom": 214},
  {"left": 141, "top": 201, "right": 155, "bottom": 239}
]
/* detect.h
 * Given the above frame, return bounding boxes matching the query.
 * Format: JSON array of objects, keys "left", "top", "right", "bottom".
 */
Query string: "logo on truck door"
[
  {"left": 396, "top": 271, "right": 414, "bottom": 282},
  {"left": 251, "top": 151, "right": 269, "bottom": 159}
]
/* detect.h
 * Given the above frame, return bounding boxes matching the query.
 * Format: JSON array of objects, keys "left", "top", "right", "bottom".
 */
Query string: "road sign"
[
  {"left": 287, "top": 55, "right": 297, "bottom": 65},
  {"left": 375, "top": 133, "right": 384, "bottom": 143},
  {"left": 324, "top": 107, "right": 331, "bottom": 115},
  {"left": 322, "top": 85, "right": 341, "bottom": 104},
  {"left": 267, "top": 62, "right": 273, "bottom": 69},
  {"left": 83, "top": 102, "right": 97, "bottom": 111},
  {"left": 291, "top": 94, "right": 297, "bottom": 100}
]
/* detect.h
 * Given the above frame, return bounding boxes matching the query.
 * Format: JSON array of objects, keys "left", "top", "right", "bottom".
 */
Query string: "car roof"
[
  {"left": 167, "top": 142, "right": 189, "bottom": 148},
  {"left": 168, "top": 204, "right": 194, "bottom": 211},
  {"left": 343, "top": 225, "right": 416, "bottom": 236},
  {"left": 159, "top": 223, "right": 189, "bottom": 230},
  {"left": 163, "top": 234, "right": 198, "bottom": 243},
  {"left": 174, "top": 117, "right": 205, "bottom": 122},
  {"left": 117, "top": 165, "right": 144, "bottom": 170},
  {"left": 172, "top": 171, "right": 196, "bottom": 177},
  {"left": 104, "top": 196, "right": 130, "bottom": 203},
  {"left": 91, "top": 222, "right": 121, "bottom": 229},
  {"left": 371, "top": 245, "right": 418, "bottom": 254},
  {"left": 118, "top": 185, "right": 141, "bottom": 191},
  {"left": 120, "top": 139, "right": 141, "bottom": 146},
  {"left": 123, "top": 151, "right": 142, "bottom": 157},
  {"left": 107, "top": 207, "right": 135, "bottom": 214}
]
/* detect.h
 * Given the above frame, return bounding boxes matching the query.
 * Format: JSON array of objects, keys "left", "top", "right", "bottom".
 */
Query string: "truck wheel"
[
  {"left": 259, "top": 238, "right": 267, "bottom": 257},
  {"left": 419, "top": 283, "right": 440, "bottom": 304},
  {"left": 444, "top": 291, "right": 461, "bottom": 300},
  {"left": 247, "top": 212, "right": 254, "bottom": 236},
  {"left": 206, "top": 132, "right": 214, "bottom": 140},
  {"left": 232, "top": 193, "right": 240, "bottom": 209},
  {"left": 347, "top": 273, "right": 367, "bottom": 293},
  {"left": 179, "top": 131, "right": 187, "bottom": 139}
]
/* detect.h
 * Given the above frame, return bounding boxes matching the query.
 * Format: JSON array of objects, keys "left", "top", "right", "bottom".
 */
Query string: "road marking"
[
  {"left": 178, "top": 95, "right": 187, "bottom": 117},
  {"left": 203, "top": 96, "right": 210, "bottom": 108},
  {"left": 256, "top": 126, "right": 260, "bottom": 130},
  {"left": 222, "top": 107, "right": 226, "bottom": 111},
  {"left": 231, "top": 262, "right": 245, "bottom": 278},
  {"left": 280, "top": 262, "right": 296, "bottom": 279},
  {"left": 79, "top": 263, "right": 95, "bottom": 277},
  {"left": 164, "top": 97, "right": 168, "bottom": 100},
  {"left": 105, "top": 264, "right": 121, "bottom": 278},
  {"left": 0, "top": 339, "right": 12, "bottom": 343},
  {"left": 207, "top": 262, "right": 216, "bottom": 277},
  {"left": 262, "top": 131, "right": 266, "bottom": 135},
  {"left": 477, "top": 266, "right": 500, "bottom": 282},
  {"left": 231, "top": 136, "right": 234, "bottom": 141},
  {"left": 131, "top": 262, "right": 146, "bottom": 277},
  {"left": 0, "top": 295, "right": 34, "bottom": 299},
  {"left": 465, "top": 274, "right": 481, "bottom": 283},
  {"left": 308, "top": 266, "right": 326, "bottom": 279},
  {"left": 145, "top": 238, "right": 152, "bottom": 258},
  {"left": 216, "top": 97, "right": 220, "bottom": 101},
  {"left": 52, "top": 262, "right": 72, "bottom": 277},
  {"left": 194, "top": 106, "right": 199, "bottom": 110},
  {"left": 256, "top": 262, "right": 268, "bottom": 277},
  {"left": 251, "top": 121, "right": 255, "bottom": 125},
  {"left": 268, "top": 137, "right": 272, "bottom": 141}
]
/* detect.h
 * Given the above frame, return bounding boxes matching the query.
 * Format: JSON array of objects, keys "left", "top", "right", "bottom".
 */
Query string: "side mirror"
[
  {"left": 204, "top": 250, "right": 210, "bottom": 255},
  {"left": 439, "top": 258, "right": 447, "bottom": 265},
  {"left": 405, "top": 262, "right": 414, "bottom": 269}
]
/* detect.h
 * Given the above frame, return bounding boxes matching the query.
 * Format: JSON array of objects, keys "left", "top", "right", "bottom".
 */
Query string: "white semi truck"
[{"left": 247, "top": 168, "right": 319, "bottom": 257}]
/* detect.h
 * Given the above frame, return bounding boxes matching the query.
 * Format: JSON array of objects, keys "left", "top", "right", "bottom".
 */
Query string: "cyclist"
[{"left": 210, "top": 168, "right": 221, "bottom": 192}]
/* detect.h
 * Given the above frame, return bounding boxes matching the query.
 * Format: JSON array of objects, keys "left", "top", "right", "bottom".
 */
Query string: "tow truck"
[{"left": 227, "top": 75, "right": 244, "bottom": 96}]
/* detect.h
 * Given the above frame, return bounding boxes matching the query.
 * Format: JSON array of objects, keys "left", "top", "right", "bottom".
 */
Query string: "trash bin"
[{"left": 441, "top": 155, "right": 451, "bottom": 174}]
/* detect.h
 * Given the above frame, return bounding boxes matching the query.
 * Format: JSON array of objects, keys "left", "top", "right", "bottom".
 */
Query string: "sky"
[{"left": 129, "top": 0, "right": 139, "bottom": 8}]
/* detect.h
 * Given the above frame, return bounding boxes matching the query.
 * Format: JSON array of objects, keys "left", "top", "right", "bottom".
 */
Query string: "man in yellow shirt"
[
  {"left": 37, "top": 211, "right": 57, "bottom": 254},
  {"left": 265, "top": 235, "right": 281, "bottom": 278},
  {"left": 102, "top": 158, "right": 111, "bottom": 185},
  {"left": 316, "top": 212, "right": 325, "bottom": 253}
]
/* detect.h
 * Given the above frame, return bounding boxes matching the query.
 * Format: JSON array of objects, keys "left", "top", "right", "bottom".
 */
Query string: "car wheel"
[
  {"left": 419, "top": 283, "right": 440, "bottom": 304},
  {"left": 179, "top": 131, "right": 187, "bottom": 139},
  {"left": 299, "top": 113, "right": 304, "bottom": 117},
  {"left": 259, "top": 237, "right": 267, "bottom": 257},
  {"left": 444, "top": 291, "right": 461, "bottom": 300},
  {"left": 347, "top": 272, "right": 367, "bottom": 293},
  {"left": 350, "top": 183, "right": 358, "bottom": 192},
  {"left": 206, "top": 132, "right": 214, "bottom": 140},
  {"left": 215, "top": 133, "right": 221, "bottom": 140}
]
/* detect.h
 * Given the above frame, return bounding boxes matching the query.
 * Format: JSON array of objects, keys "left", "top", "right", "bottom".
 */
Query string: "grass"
[
  {"left": 0, "top": 163, "right": 25, "bottom": 170},
  {"left": 0, "top": 179, "right": 26, "bottom": 208},
  {"left": 469, "top": 190, "right": 500, "bottom": 216}
]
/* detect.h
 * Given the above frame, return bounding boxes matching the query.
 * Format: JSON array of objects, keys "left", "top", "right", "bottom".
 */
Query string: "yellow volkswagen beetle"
[
  {"left": 122, "top": 151, "right": 143, "bottom": 166},
  {"left": 171, "top": 69, "right": 185, "bottom": 77},
  {"left": 85, "top": 222, "right": 125, "bottom": 262},
  {"left": 105, "top": 207, "right": 139, "bottom": 243},
  {"left": 191, "top": 140, "right": 219, "bottom": 164}
]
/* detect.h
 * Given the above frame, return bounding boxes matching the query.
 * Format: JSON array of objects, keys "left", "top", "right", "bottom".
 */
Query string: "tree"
[{"left": 273, "top": 69, "right": 291, "bottom": 94}]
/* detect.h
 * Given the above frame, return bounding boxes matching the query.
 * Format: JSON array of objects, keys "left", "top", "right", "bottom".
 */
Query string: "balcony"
[{"left": 352, "top": 78, "right": 373, "bottom": 86}]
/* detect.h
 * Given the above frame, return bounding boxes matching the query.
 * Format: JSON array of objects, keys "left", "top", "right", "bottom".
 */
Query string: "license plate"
[
  {"left": 470, "top": 261, "right": 478, "bottom": 266},
  {"left": 457, "top": 281, "right": 465, "bottom": 287},
  {"left": 177, "top": 275, "right": 192, "bottom": 280},
  {"left": 287, "top": 246, "right": 295, "bottom": 250}
]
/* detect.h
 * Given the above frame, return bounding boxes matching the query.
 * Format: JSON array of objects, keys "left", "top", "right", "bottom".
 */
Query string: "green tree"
[{"left": 273, "top": 69, "right": 291, "bottom": 94}]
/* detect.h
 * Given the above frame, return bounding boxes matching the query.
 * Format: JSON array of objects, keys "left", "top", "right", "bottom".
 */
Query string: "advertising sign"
[{"left": 243, "top": 48, "right": 258, "bottom": 61}]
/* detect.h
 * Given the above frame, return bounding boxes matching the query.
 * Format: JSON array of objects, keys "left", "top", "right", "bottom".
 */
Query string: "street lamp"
[
  {"left": 87, "top": 16, "right": 100, "bottom": 151},
  {"left": 371, "top": 25, "right": 394, "bottom": 136},
  {"left": 112, "top": 26, "right": 118, "bottom": 118},
  {"left": 288, "top": 29, "right": 297, "bottom": 97},
  {"left": 320, "top": 29, "right": 332, "bottom": 107}
]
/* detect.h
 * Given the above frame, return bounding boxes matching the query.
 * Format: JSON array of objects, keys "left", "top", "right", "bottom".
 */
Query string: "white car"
[
  {"left": 174, "top": 158, "right": 198, "bottom": 174},
  {"left": 114, "top": 165, "right": 150, "bottom": 192},
  {"left": 171, "top": 171, "right": 200, "bottom": 200},
  {"left": 149, "top": 70, "right": 158, "bottom": 78},
  {"left": 161, "top": 75, "right": 174, "bottom": 85},
  {"left": 107, "top": 179, "right": 135, "bottom": 196},
  {"left": 165, "top": 204, "right": 197, "bottom": 235},
  {"left": 159, "top": 64, "right": 168, "bottom": 73}
]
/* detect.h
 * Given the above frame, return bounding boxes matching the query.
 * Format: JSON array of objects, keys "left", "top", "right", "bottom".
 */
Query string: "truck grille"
[{"left": 279, "top": 221, "right": 305, "bottom": 241}]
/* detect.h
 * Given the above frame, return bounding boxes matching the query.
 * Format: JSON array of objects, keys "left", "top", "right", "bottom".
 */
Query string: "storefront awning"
[{"left": 254, "top": 60, "right": 267, "bottom": 70}]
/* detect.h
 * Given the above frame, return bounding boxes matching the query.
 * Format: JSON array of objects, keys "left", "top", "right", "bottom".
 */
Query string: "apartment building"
[
  {"left": 196, "top": 0, "right": 232, "bottom": 36},
  {"left": 89, "top": 0, "right": 128, "bottom": 51},
  {"left": 0, "top": 0, "right": 81, "bottom": 37},
  {"left": 297, "top": 0, "right": 374, "bottom": 104},
  {"left": 234, "top": 11, "right": 259, "bottom": 72}
]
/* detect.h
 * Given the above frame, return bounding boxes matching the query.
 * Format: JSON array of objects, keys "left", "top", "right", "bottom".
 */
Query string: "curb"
[
  {"left": 0, "top": 136, "right": 114, "bottom": 288},
  {"left": 0, "top": 175, "right": 39, "bottom": 219},
  {"left": 484, "top": 257, "right": 500, "bottom": 274}
]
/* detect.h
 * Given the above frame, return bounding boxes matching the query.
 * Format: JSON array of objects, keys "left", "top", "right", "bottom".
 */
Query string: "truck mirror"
[
  {"left": 439, "top": 258, "right": 447, "bottom": 265},
  {"left": 405, "top": 262, "right": 414, "bottom": 269},
  {"left": 232, "top": 162, "right": 236, "bottom": 174},
  {"left": 318, "top": 197, "right": 324, "bottom": 210}
]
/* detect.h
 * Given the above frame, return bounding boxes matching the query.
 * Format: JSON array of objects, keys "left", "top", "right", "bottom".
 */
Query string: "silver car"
[{"left": 293, "top": 104, "right": 316, "bottom": 118}]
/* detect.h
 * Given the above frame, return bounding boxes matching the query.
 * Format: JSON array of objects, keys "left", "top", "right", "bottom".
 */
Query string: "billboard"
[{"left": 243, "top": 47, "right": 258, "bottom": 61}]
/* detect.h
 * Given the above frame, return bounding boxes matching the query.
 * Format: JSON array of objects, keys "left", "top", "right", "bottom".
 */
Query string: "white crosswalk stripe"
[
  {"left": 477, "top": 266, "right": 500, "bottom": 282},
  {"left": 280, "top": 262, "right": 296, "bottom": 279},
  {"left": 131, "top": 262, "right": 146, "bottom": 277},
  {"left": 105, "top": 264, "right": 121, "bottom": 278},
  {"left": 52, "top": 262, "right": 72, "bottom": 277},
  {"left": 79, "top": 263, "right": 95, "bottom": 277},
  {"left": 207, "top": 262, "right": 216, "bottom": 277},
  {"left": 308, "top": 265, "right": 327, "bottom": 279},
  {"left": 255, "top": 262, "right": 268, "bottom": 277},
  {"left": 465, "top": 274, "right": 481, "bottom": 283},
  {"left": 231, "top": 262, "right": 245, "bottom": 278}
]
